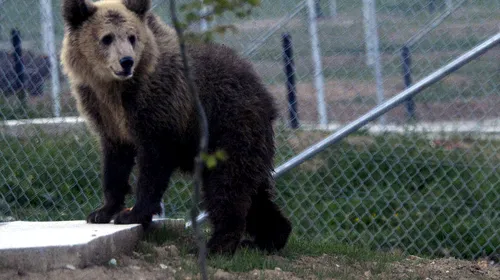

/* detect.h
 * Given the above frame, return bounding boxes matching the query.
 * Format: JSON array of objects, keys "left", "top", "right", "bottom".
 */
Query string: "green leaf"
[
  {"left": 247, "top": 0, "right": 261, "bottom": 6},
  {"left": 215, "top": 149, "right": 228, "bottom": 161},
  {"left": 205, "top": 155, "right": 217, "bottom": 169}
]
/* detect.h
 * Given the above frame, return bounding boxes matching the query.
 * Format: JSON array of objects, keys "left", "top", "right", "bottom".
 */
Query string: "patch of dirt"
[
  {"left": 1, "top": 244, "right": 499, "bottom": 280},
  {"left": 384, "top": 256, "right": 500, "bottom": 280},
  {"left": 269, "top": 75, "right": 500, "bottom": 125}
]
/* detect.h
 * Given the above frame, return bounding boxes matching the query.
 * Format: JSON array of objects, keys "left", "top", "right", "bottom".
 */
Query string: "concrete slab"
[
  {"left": 300, "top": 118, "right": 500, "bottom": 140},
  {"left": 0, "top": 116, "right": 87, "bottom": 137},
  {"left": 0, "top": 218, "right": 185, "bottom": 272},
  {"left": 4, "top": 116, "right": 500, "bottom": 139}
]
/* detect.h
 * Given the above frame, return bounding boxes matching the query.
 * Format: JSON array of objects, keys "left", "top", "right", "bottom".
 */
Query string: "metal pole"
[
  {"left": 306, "top": 0, "right": 328, "bottom": 126},
  {"left": 429, "top": 0, "right": 436, "bottom": 13},
  {"left": 329, "top": 0, "right": 337, "bottom": 18},
  {"left": 401, "top": 45, "right": 416, "bottom": 121},
  {"left": 40, "top": 0, "right": 61, "bottom": 117},
  {"left": 282, "top": 33, "right": 299, "bottom": 129},
  {"left": 199, "top": 1, "right": 208, "bottom": 32},
  {"left": 363, "top": 0, "right": 385, "bottom": 125},
  {"left": 11, "top": 29, "right": 26, "bottom": 108},
  {"left": 0, "top": 0, "right": 4, "bottom": 40},
  {"left": 273, "top": 33, "right": 500, "bottom": 178},
  {"left": 315, "top": 0, "right": 323, "bottom": 18}
]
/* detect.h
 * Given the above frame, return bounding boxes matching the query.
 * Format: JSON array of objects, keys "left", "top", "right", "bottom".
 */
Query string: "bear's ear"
[
  {"left": 61, "top": 0, "right": 97, "bottom": 29},
  {"left": 122, "top": 0, "right": 151, "bottom": 19}
]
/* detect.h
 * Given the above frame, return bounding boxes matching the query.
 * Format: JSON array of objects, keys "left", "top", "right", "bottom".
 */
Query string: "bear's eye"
[
  {"left": 101, "top": 34, "right": 113, "bottom": 46},
  {"left": 128, "top": 35, "right": 136, "bottom": 46}
]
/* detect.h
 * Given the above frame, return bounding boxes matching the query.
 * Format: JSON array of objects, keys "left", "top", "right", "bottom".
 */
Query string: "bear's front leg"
[
  {"left": 114, "top": 145, "right": 174, "bottom": 227},
  {"left": 87, "top": 139, "right": 136, "bottom": 224}
]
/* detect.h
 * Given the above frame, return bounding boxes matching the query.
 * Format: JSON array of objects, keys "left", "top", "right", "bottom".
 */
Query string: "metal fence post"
[
  {"left": 362, "top": 0, "right": 385, "bottom": 125},
  {"left": 11, "top": 29, "right": 26, "bottom": 109},
  {"left": 306, "top": 0, "right": 328, "bottom": 126},
  {"left": 199, "top": 0, "right": 208, "bottom": 32},
  {"left": 40, "top": 0, "right": 61, "bottom": 118},
  {"left": 282, "top": 33, "right": 299, "bottom": 129},
  {"left": 329, "top": 0, "right": 337, "bottom": 18},
  {"left": 315, "top": 0, "right": 323, "bottom": 18},
  {"left": 401, "top": 45, "right": 416, "bottom": 121},
  {"left": 429, "top": 0, "right": 436, "bottom": 13}
]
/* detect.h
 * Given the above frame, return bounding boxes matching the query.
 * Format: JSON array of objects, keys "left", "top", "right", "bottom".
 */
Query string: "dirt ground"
[
  {"left": 266, "top": 60, "right": 500, "bottom": 126},
  {"left": 1, "top": 243, "right": 499, "bottom": 280}
]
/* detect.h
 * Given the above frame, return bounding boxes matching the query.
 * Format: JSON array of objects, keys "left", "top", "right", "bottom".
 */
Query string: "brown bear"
[{"left": 60, "top": 0, "right": 292, "bottom": 255}]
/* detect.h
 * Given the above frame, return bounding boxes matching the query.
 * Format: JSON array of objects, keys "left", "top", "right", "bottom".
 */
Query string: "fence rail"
[{"left": 1, "top": 0, "right": 499, "bottom": 260}]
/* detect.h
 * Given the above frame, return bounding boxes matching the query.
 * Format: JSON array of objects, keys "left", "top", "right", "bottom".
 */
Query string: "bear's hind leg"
[
  {"left": 203, "top": 167, "right": 253, "bottom": 255},
  {"left": 245, "top": 186, "right": 292, "bottom": 253}
]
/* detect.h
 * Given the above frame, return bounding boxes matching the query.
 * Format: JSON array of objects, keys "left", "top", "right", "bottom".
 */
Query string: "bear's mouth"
[{"left": 113, "top": 70, "right": 133, "bottom": 79}]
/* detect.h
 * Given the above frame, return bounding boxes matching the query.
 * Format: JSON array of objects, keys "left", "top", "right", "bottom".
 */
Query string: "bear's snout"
[{"left": 120, "top": 56, "right": 134, "bottom": 73}]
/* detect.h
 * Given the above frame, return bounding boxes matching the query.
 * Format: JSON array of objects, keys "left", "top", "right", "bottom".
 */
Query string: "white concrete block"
[{"left": 0, "top": 218, "right": 184, "bottom": 272}]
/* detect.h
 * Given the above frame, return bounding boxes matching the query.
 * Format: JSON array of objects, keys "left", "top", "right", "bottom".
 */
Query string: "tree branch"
[{"left": 169, "top": 1, "right": 209, "bottom": 279}]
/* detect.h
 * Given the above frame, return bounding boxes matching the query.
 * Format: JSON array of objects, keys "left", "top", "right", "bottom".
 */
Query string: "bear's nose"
[{"left": 120, "top": 56, "right": 134, "bottom": 70}]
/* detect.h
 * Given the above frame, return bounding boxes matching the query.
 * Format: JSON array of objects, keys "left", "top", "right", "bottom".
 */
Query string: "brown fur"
[{"left": 60, "top": 0, "right": 292, "bottom": 255}]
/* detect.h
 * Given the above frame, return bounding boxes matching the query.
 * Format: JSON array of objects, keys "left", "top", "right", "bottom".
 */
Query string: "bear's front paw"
[
  {"left": 113, "top": 207, "right": 154, "bottom": 227},
  {"left": 87, "top": 206, "right": 119, "bottom": 224}
]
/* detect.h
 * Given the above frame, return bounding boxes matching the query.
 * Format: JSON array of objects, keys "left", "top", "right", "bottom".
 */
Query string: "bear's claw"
[
  {"left": 113, "top": 208, "right": 142, "bottom": 224},
  {"left": 113, "top": 206, "right": 158, "bottom": 227},
  {"left": 87, "top": 206, "right": 118, "bottom": 224}
]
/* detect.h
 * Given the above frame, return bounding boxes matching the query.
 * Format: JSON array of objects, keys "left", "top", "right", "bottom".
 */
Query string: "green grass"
[
  {"left": 275, "top": 131, "right": 500, "bottom": 260},
  {"left": 0, "top": 90, "right": 78, "bottom": 121},
  {"left": 1, "top": 129, "right": 499, "bottom": 260},
  {"left": 0, "top": 130, "right": 101, "bottom": 220},
  {"left": 205, "top": 237, "right": 401, "bottom": 276},
  {"left": 138, "top": 224, "right": 403, "bottom": 279},
  {"left": 0, "top": 95, "right": 46, "bottom": 120}
]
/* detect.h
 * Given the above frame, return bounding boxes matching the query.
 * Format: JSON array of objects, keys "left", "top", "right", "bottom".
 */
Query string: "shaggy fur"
[{"left": 60, "top": 0, "right": 292, "bottom": 255}]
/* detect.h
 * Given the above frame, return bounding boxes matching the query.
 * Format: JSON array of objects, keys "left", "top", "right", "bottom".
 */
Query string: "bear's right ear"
[
  {"left": 123, "top": 0, "right": 151, "bottom": 19},
  {"left": 61, "top": 0, "right": 97, "bottom": 29}
]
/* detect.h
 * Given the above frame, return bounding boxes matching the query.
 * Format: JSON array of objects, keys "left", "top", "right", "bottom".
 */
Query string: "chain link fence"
[{"left": 0, "top": 0, "right": 499, "bottom": 260}]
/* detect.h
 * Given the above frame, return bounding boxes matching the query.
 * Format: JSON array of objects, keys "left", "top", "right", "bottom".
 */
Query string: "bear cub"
[{"left": 60, "top": 0, "right": 292, "bottom": 255}]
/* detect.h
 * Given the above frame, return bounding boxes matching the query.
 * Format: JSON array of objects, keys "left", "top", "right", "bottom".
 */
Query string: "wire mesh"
[{"left": 0, "top": 0, "right": 499, "bottom": 260}]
